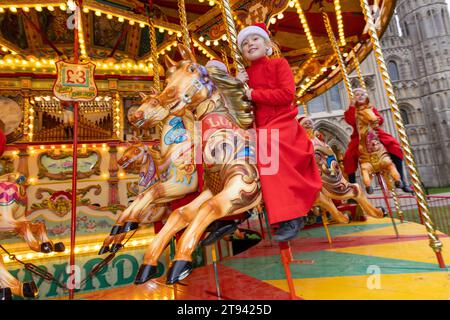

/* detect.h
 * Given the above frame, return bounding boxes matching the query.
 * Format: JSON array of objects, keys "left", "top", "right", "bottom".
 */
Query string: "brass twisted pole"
[
  {"left": 321, "top": 8, "right": 353, "bottom": 100},
  {"left": 177, "top": 0, "right": 191, "bottom": 48},
  {"left": 352, "top": 48, "right": 366, "bottom": 90},
  {"left": 221, "top": 48, "right": 230, "bottom": 73},
  {"left": 148, "top": 2, "right": 160, "bottom": 91},
  {"left": 391, "top": 188, "right": 404, "bottom": 223},
  {"left": 360, "top": 0, "right": 445, "bottom": 268},
  {"left": 219, "top": 0, "right": 247, "bottom": 82},
  {"left": 301, "top": 101, "right": 309, "bottom": 115}
]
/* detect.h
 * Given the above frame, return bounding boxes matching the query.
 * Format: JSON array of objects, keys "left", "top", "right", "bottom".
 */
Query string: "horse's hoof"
[
  {"left": 98, "top": 246, "right": 110, "bottom": 255},
  {"left": 22, "top": 282, "right": 38, "bottom": 298},
  {"left": 122, "top": 221, "right": 139, "bottom": 233},
  {"left": 395, "top": 180, "right": 403, "bottom": 189},
  {"left": 110, "top": 225, "right": 124, "bottom": 235},
  {"left": 40, "top": 242, "right": 53, "bottom": 253},
  {"left": 134, "top": 264, "right": 158, "bottom": 285},
  {"left": 201, "top": 222, "right": 238, "bottom": 247},
  {"left": 0, "top": 288, "right": 12, "bottom": 300},
  {"left": 366, "top": 186, "right": 373, "bottom": 194},
  {"left": 54, "top": 242, "right": 65, "bottom": 252},
  {"left": 110, "top": 243, "right": 122, "bottom": 253},
  {"left": 377, "top": 207, "right": 388, "bottom": 217},
  {"left": 166, "top": 260, "right": 192, "bottom": 285}
]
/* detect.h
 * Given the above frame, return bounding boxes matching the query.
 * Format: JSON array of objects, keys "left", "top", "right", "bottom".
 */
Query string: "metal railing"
[{"left": 367, "top": 195, "right": 450, "bottom": 236}]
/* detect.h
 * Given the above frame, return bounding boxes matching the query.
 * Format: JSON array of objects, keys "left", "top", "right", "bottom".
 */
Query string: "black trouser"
[{"left": 348, "top": 153, "right": 406, "bottom": 184}]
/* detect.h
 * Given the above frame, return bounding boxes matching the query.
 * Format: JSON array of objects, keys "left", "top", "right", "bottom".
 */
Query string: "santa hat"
[
  {"left": 296, "top": 114, "right": 312, "bottom": 125},
  {"left": 237, "top": 23, "right": 273, "bottom": 56},
  {"left": 353, "top": 87, "right": 367, "bottom": 94},
  {"left": 205, "top": 59, "right": 228, "bottom": 73}
]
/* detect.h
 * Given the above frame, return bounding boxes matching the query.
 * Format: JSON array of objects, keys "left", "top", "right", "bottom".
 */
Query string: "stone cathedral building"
[{"left": 302, "top": 0, "right": 450, "bottom": 187}]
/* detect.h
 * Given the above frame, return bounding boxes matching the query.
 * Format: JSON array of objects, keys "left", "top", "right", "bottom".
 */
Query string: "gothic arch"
[
  {"left": 399, "top": 103, "right": 416, "bottom": 124},
  {"left": 314, "top": 120, "right": 350, "bottom": 152},
  {"left": 387, "top": 57, "right": 400, "bottom": 81}
]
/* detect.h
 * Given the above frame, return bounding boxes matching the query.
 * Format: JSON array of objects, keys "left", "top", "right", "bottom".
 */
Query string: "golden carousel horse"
[
  {"left": 133, "top": 44, "right": 262, "bottom": 285},
  {"left": 0, "top": 173, "right": 65, "bottom": 299},
  {"left": 98, "top": 137, "right": 171, "bottom": 254},
  {"left": 355, "top": 104, "right": 401, "bottom": 194},
  {"left": 300, "top": 117, "right": 384, "bottom": 220},
  {"left": 99, "top": 88, "right": 199, "bottom": 255}
]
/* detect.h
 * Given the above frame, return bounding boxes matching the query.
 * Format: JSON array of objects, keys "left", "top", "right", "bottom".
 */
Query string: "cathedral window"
[
  {"left": 330, "top": 84, "right": 343, "bottom": 110},
  {"left": 307, "top": 94, "right": 326, "bottom": 113},
  {"left": 388, "top": 61, "right": 400, "bottom": 81},
  {"left": 400, "top": 107, "right": 410, "bottom": 125}
]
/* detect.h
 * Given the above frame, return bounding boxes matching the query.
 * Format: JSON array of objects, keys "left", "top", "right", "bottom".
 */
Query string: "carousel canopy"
[{"left": 0, "top": 0, "right": 395, "bottom": 101}]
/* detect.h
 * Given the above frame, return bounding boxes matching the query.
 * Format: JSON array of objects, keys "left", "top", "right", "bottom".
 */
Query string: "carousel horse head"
[
  {"left": 366, "top": 131, "right": 383, "bottom": 153},
  {"left": 157, "top": 44, "right": 214, "bottom": 117},
  {"left": 117, "top": 137, "right": 149, "bottom": 169},
  {"left": 158, "top": 44, "right": 253, "bottom": 129},
  {"left": 132, "top": 87, "right": 170, "bottom": 128}
]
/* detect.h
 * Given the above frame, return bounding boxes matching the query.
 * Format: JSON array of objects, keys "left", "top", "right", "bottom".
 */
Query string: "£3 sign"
[{"left": 53, "top": 61, "right": 98, "bottom": 101}]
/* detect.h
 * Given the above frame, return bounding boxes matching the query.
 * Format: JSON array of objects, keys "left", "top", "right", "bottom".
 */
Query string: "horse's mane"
[{"left": 206, "top": 66, "right": 254, "bottom": 129}]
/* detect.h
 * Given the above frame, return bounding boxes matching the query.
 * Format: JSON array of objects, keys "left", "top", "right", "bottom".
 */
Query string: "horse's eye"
[{"left": 188, "top": 65, "right": 195, "bottom": 73}]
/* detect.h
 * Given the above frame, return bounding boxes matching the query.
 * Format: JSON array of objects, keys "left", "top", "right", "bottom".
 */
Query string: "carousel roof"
[{"left": 0, "top": 0, "right": 395, "bottom": 101}]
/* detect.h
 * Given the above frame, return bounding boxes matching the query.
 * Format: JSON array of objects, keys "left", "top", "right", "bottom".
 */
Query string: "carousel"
[{"left": 0, "top": 0, "right": 448, "bottom": 301}]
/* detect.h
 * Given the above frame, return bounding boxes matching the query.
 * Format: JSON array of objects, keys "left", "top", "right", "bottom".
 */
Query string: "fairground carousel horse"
[
  {"left": 0, "top": 173, "right": 65, "bottom": 299},
  {"left": 98, "top": 137, "right": 170, "bottom": 254},
  {"left": 298, "top": 116, "right": 384, "bottom": 220},
  {"left": 98, "top": 88, "right": 199, "bottom": 255},
  {"left": 132, "top": 44, "right": 262, "bottom": 285},
  {"left": 353, "top": 89, "right": 402, "bottom": 194}
]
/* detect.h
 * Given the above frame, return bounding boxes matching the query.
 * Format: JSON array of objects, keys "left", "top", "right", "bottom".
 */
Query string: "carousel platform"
[{"left": 78, "top": 217, "right": 450, "bottom": 300}]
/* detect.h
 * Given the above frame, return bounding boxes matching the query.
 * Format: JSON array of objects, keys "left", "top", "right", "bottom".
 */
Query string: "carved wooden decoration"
[{"left": 37, "top": 149, "right": 101, "bottom": 180}]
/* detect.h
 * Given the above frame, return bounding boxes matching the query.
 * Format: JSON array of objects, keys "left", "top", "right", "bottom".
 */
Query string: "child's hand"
[
  {"left": 236, "top": 71, "right": 249, "bottom": 83},
  {"left": 245, "top": 89, "right": 253, "bottom": 100}
]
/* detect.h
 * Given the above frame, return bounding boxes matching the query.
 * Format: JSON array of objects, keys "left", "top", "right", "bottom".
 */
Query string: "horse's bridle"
[
  {"left": 121, "top": 145, "right": 149, "bottom": 168},
  {"left": 170, "top": 63, "right": 214, "bottom": 111}
]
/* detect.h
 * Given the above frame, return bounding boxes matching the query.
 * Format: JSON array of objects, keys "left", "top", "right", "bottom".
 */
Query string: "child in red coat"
[
  {"left": 343, "top": 88, "right": 412, "bottom": 193},
  {"left": 236, "top": 23, "right": 322, "bottom": 241}
]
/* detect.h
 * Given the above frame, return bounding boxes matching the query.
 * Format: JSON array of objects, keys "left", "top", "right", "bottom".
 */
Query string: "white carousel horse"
[{"left": 0, "top": 173, "right": 65, "bottom": 299}]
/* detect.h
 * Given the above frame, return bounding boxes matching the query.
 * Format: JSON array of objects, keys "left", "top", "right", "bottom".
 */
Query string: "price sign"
[{"left": 53, "top": 61, "right": 98, "bottom": 101}]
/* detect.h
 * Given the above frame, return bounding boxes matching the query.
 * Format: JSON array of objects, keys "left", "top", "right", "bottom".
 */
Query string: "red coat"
[
  {"left": 247, "top": 57, "right": 322, "bottom": 224},
  {"left": 343, "top": 105, "right": 404, "bottom": 174},
  {"left": 0, "top": 129, "right": 5, "bottom": 157}
]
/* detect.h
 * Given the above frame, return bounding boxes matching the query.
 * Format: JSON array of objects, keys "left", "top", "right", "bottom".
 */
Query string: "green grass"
[
  {"left": 426, "top": 186, "right": 450, "bottom": 194},
  {"left": 399, "top": 205, "right": 450, "bottom": 235}
]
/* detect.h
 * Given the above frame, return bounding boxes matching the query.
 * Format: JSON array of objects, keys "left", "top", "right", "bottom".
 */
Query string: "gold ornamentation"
[
  {"left": 360, "top": 0, "right": 444, "bottom": 257},
  {"left": 322, "top": 8, "right": 353, "bottom": 100}
]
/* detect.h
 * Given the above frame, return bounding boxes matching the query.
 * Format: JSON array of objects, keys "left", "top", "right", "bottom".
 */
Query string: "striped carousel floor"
[{"left": 79, "top": 217, "right": 450, "bottom": 300}]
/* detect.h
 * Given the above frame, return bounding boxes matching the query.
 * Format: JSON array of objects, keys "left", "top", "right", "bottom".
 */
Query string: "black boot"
[
  {"left": 273, "top": 218, "right": 304, "bottom": 242},
  {"left": 401, "top": 184, "right": 414, "bottom": 193}
]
